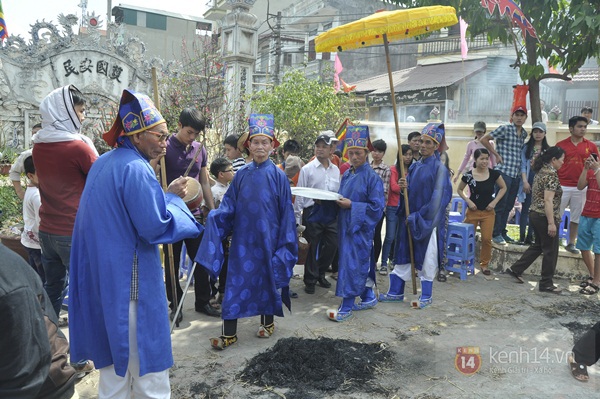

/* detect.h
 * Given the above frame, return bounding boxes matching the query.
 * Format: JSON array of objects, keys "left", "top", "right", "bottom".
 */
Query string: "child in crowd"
[
  {"left": 223, "top": 134, "right": 247, "bottom": 172},
  {"left": 20, "top": 155, "right": 45, "bottom": 283},
  {"left": 210, "top": 157, "right": 234, "bottom": 206},
  {"left": 209, "top": 157, "right": 235, "bottom": 305}
]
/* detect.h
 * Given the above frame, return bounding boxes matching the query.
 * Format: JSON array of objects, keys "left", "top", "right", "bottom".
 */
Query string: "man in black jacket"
[{"left": 0, "top": 243, "right": 77, "bottom": 398}]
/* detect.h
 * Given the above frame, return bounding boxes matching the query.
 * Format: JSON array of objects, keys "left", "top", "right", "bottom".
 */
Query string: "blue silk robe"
[
  {"left": 69, "top": 138, "right": 202, "bottom": 377},
  {"left": 394, "top": 152, "right": 452, "bottom": 269},
  {"left": 196, "top": 159, "right": 298, "bottom": 319},
  {"left": 336, "top": 163, "right": 384, "bottom": 298}
]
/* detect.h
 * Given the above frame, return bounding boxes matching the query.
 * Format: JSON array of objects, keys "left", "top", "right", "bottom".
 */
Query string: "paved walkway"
[{"left": 70, "top": 263, "right": 599, "bottom": 398}]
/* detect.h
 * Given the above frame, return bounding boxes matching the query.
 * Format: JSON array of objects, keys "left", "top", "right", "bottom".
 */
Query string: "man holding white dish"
[{"left": 294, "top": 133, "right": 341, "bottom": 294}]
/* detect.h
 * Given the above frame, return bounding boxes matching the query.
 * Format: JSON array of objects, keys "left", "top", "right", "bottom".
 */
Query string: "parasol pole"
[
  {"left": 462, "top": 59, "right": 469, "bottom": 120},
  {"left": 382, "top": 34, "right": 417, "bottom": 295},
  {"left": 152, "top": 67, "right": 180, "bottom": 328}
]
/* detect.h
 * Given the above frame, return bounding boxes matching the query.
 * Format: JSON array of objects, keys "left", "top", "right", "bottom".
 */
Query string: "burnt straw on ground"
[
  {"left": 539, "top": 299, "right": 600, "bottom": 320},
  {"left": 240, "top": 337, "right": 393, "bottom": 394}
]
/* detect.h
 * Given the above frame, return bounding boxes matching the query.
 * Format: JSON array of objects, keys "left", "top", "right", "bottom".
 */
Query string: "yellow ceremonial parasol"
[{"left": 316, "top": 6, "right": 457, "bottom": 294}]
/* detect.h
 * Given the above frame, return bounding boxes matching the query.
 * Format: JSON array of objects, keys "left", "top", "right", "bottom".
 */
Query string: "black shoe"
[
  {"left": 317, "top": 277, "right": 332, "bottom": 288},
  {"left": 505, "top": 268, "right": 524, "bottom": 284},
  {"left": 170, "top": 310, "right": 183, "bottom": 324},
  {"left": 503, "top": 234, "right": 516, "bottom": 243},
  {"left": 304, "top": 284, "right": 315, "bottom": 294},
  {"left": 195, "top": 303, "right": 221, "bottom": 317},
  {"left": 437, "top": 271, "right": 447, "bottom": 282},
  {"left": 290, "top": 290, "right": 299, "bottom": 298}
]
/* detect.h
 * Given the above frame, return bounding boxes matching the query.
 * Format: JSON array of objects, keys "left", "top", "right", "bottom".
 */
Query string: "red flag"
[
  {"left": 334, "top": 54, "right": 343, "bottom": 92},
  {"left": 340, "top": 78, "right": 356, "bottom": 93},
  {"left": 460, "top": 17, "right": 469, "bottom": 60}
]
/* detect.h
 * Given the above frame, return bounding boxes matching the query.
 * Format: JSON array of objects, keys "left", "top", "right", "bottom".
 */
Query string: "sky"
[{"left": 2, "top": 0, "right": 208, "bottom": 39}]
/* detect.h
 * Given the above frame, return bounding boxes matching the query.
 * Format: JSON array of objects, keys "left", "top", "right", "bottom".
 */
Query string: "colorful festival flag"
[
  {"left": 480, "top": 0, "right": 537, "bottom": 39},
  {"left": 0, "top": 0, "right": 8, "bottom": 40},
  {"left": 335, "top": 118, "right": 354, "bottom": 161}
]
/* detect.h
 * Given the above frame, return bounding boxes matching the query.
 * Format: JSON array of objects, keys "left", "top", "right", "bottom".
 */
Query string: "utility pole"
[
  {"left": 107, "top": 0, "right": 112, "bottom": 27},
  {"left": 273, "top": 11, "right": 282, "bottom": 86}
]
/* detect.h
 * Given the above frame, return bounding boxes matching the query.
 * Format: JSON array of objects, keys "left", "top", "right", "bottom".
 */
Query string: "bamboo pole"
[
  {"left": 382, "top": 34, "right": 417, "bottom": 295},
  {"left": 151, "top": 67, "right": 180, "bottom": 328}
]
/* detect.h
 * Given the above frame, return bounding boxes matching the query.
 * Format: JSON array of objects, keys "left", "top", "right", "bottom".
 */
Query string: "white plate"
[{"left": 291, "top": 187, "right": 342, "bottom": 201}]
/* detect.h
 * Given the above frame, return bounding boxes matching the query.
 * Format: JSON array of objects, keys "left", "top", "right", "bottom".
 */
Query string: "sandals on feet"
[
  {"left": 257, "top": 323, "right": 275, "bottom": 338},
  {"left": 210, "top": 335, "right": 238, "bottom": 350},
  {"left": 580, "top": 283, "right": 599, "bottom": 295},
  {"left": 539, "top": 285, "right": 562, "bottom": 294},
  {"left": 481, "top": 268, "right": 491, "bottom": 276},
  {"left": 568, "top": 355, "right": 589, "bottom": 382},
  {"left": 437, "top": 272, "right": 447, "bottom": 282},
  {"left": 579, "top": 276, "right": 593, "bottom": 288},
  {"left": 506, "top": 268, "right": 524, "bottom": 284}
]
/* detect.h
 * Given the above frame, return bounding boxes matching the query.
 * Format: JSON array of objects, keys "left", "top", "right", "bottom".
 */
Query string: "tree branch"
[
  {"left": 540, "top": 73, "right": 572, "bottom": 82},
  {"left": 539, "top": 40, "right": 566, "bottom": 57}
]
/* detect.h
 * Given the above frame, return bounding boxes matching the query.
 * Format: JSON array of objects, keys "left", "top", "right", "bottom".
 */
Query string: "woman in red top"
[{"left": 380, "top": 145, "right": 412, "bottom": 275}]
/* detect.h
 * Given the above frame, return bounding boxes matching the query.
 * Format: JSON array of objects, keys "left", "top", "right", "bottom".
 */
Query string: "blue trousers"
[
  {"left": 493, "top": 172, "right": 520, "bottom": 238},
  {"left": 39, "top": 231, "right": 72, "bottom": 318}
]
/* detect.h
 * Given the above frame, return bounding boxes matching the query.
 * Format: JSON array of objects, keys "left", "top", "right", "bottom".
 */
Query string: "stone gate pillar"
[{"left": 221, "top": 0, "right": 258, "bottom": 134}]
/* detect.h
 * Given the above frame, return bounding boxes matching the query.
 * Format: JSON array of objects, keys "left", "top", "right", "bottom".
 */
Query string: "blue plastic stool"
[
  {"left": 451, "top": 197, "right": 467, "bottom": 217},
  {"left": 445, "top": 222, "right": 476, "bottom": 280},
  {"left": 559, "top": 208, "right": 571, "bottom": 240}
]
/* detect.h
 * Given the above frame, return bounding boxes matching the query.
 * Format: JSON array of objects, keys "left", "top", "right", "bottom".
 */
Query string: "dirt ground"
[{"left": 68, "top": 263, "right": 600, "bottom": 399}]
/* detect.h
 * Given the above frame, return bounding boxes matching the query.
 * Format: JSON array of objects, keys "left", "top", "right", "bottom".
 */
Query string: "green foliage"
[
  {"left": 0, "top": 146, "right": 19, "bottom": 164},
  {"left": 385, "top": 0, "right": 600, "bottom": 120},
  {"left": 250, "top": 68, "right": 364, "bottom": 159},
  {"left": 385, "top": 0, "right": 600, "bottom": 78},
  {"left": 0, "top": 176, "right": 23, "bottom": 229}
]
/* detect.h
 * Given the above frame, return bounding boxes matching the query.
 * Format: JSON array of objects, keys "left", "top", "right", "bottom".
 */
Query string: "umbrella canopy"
[{"left": 315, "top": 6, "right": 457, "bottom": 53}]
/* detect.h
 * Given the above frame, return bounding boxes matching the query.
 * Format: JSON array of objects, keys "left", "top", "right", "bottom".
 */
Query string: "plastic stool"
[
  {"left": 449, "top": 211, "right": 463, "bottom": 223},
  {"left": 451, "top": 197, "right": 468, "bottom": 219},
  {"left": 445, "top": 222, "right": 476, "bottom": 280},
  {"left": 447, "top": 223, "right": 475, "bottom": 258}
]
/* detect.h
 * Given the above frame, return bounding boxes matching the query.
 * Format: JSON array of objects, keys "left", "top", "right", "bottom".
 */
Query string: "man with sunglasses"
[{"left": 69, "top": 90, "right": 202, "bottom": 396}]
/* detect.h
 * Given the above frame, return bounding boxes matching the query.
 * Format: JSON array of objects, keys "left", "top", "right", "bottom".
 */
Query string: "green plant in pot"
[
  {"left": 0, "top": 146, "right": 19, "bottom": 174},
  {"left": 0, "top": 175, "right": 23, "bottom": 232}
]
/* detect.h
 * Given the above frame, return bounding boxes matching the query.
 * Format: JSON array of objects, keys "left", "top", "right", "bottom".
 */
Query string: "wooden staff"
[
  {"left": 383, "top": 34, "right": 417, "bottom": 294},
  {"left": 152, "top": 67, "right": 180, "bottom": 328},
  {"left": 183, "top": 145, "right": 203, "bottom": 178}
]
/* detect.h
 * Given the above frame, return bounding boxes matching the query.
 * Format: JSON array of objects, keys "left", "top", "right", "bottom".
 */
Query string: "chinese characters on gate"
[{"left": 63, "top": 58, "right": 123, "bottom": 82}]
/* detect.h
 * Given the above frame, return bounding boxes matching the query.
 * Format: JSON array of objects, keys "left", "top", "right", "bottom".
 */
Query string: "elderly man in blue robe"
[
  {"left": 380, "top": 123, "right": 452, "bottom": 309},
  {"left": 327, "top": 125, "right": 385, "bottom": 322},
  {"left": 69, "top": 90, "right": 202, "bottom": 397},
  {"left": 196, "top": 113, "right": 298, "bottom": 350}
]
